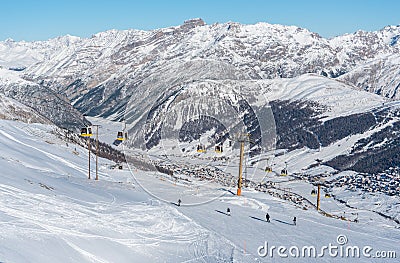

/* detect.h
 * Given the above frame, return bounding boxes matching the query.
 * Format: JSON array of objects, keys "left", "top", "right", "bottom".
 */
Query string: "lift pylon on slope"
[
  {"left": 80, "top": 126, "right": 93, "bottom": 179},
  {"left": 236, "top": 133, "right": 252, "bottom": 196}
]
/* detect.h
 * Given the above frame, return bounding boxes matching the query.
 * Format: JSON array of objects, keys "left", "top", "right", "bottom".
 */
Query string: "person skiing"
[
  {"left": 266, "top": 213, "right": 270, "bottom": 222},
  {"left": 178, "top": 199, "right": 181, "bottom": 206},
  {"left": 227, "top": 207, "right": 231, "bottom": 216},
  {"left": 293, "top": 216, "right": 297, "bottom": 225}
]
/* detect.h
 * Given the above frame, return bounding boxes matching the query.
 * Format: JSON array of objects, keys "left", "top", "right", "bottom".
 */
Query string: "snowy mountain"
[
  {"left": 0, "top": 68, "right": 88, "bottom": 130},
  {"left": 1, "top": 19, "right": 399, "bottom": 107},
  {"left": 0, "top": 35, "right": 80, "bottom": 69},
  {"left": 1, "top": 19, "right": 400, "bottom": 241},
  {"left": 127, "top": 71, "right": 400, "bottom": 176},
  {"left": 339, "top": 54, "right": 400, "bottom": 99},
  {"left": 1, "top": 18, "right": 400, "bottom": 262},
  {"left": 0, "top": 94, "right": 50, "bottom": 124},
  {"left": 1, "top": 19, "right": 400, "bottom": 177}
]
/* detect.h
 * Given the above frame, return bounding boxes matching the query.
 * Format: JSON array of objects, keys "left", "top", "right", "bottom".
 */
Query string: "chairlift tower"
[
  {"left": 316, "top": 184, "right": 321, "bottom": 211},
  {"left": 80, "top": 126, "right": 93, "bottom": 179},
  {"left": 236, "top": 133, "right": 251, "bottom": 196},
  {"left": 92, "top": 125, "right": 101, "bottom": 180},
  {"left": 80, "top": 125, "right": 101, "bottom": 180},
  {"left": 315, "top": 159, "right": 323, "bottom": 211}
]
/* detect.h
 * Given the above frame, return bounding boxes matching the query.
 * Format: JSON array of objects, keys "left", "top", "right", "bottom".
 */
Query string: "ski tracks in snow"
[
  {"left": 0, "top": 129, "right": 87, "bottom": 176},
  {"left": 0, "top": 181, "right": 218, "bottom": 262}
]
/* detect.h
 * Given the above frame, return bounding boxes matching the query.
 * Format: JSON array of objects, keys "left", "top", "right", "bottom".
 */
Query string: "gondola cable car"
[
  {"left": 265, "top": 166, "right": 272, "bottom": 173},
  {"left": 310, "top": 188, "right": 331, "bottom": 198},
  {"left": 264, "top": 158, "right": 272, "bottom": 173},
  {"left": 80, "top": 127, "right": 93, "bottom": 137},
  {"left": 215, "top": 144, "right": 223, "bottom": 153},
  {"left": 280, "top": 161, "right": 288, "bottom": 176},
  {"left": 116, "top": 131, "right": 124, "bottom": 141},
  {"left": 197, "top": 144, "right": 206, "bottom": 153},
  {"left": 116, "top": 120, "right": 128, "bottom": 141}
]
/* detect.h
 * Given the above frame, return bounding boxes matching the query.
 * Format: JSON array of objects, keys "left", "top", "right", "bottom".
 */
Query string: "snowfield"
[{"left": 0, "top": 119, "right": 399, "bottom": 262}]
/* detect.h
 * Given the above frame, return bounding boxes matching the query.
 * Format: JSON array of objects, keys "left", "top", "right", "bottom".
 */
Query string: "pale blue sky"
[{"left": 1, "top": 0, "right": 399, "bottom": 41}]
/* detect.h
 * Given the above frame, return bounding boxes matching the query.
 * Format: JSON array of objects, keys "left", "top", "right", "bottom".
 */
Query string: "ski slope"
[{"left": 0, "top": 119, "right": 399, "bottom": 262}]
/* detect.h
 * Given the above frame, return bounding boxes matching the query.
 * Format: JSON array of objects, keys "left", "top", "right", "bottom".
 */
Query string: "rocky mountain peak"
[{"left": 182, "top": 18, "right": 206, "bottom": 28}]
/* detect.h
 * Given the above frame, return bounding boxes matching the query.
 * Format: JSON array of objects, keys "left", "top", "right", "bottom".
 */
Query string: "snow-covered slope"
[
  {"left": 0, "top": 94, "right": 50, "bottom": 124},
  {"left": 339, "top": 54, "right": 400, "bottom": 99},
  {"left": 0, "top": 68, "right": 88, "bottom": 130},
  {"left": 0, "top": 119, "right": 243, "bottom": 262},
  {"left": 0, "top": 119, "right": 398, "bottom": 262}
]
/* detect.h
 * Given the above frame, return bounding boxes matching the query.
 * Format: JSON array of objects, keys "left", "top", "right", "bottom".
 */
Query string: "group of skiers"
[
  {"left": 177, "top": 200, "right": 296, "bottom": 225},
  {"left": 225, "top": 207, "right": 297, "bottom": 225},
  {"left": 225, "top": 209, "right": 297, "bottom": 225},
  {"left": 266, "top": 213, "right": 296, "bottom": 225}
]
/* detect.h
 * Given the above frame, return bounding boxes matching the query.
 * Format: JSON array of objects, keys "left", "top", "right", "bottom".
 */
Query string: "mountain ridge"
[
  {"left": 1, "top": 19, "right": 400, "bottom": 177},
  {"left": 17, "top": 19, "right": 400, "bottom": 101}
]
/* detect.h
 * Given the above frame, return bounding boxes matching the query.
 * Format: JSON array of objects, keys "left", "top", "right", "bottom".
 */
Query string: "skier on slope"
[
  {"left": 293, "top": 216, "right": 297, "bottom": 226},
  {"left": 266, "top": 213, "right": 270, "bottom": 222},
  {"left": 227, "top": 207, "right": 231, "bottom": 216},
  {"left": 178, "top": 199, "right": 181, "bottom": 206}
]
